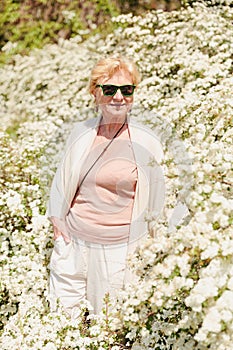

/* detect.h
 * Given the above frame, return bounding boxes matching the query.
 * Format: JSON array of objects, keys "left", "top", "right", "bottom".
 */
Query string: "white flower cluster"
[{"left": 0, "top": 1, "right": 232, "bottom": 349}]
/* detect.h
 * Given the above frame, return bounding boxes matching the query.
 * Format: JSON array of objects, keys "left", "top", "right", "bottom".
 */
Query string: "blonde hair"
[{"left": 89, "top": 56, "right": 141, "bottom": 95}]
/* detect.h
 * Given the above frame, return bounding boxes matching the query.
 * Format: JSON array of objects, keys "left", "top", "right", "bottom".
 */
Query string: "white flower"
[
  {"left": 6, "top": 191, "right": 22, "bottom": 211},
  {"left": 201, "top": 242, "right": 219, "bottom": 259},
  {"left": 202, "top": 307, "right": 222, "bottom": 333},
  {"left": 210, "top": 193, "right": 226, "bottom": 204},
  {"left": 216, "top": 291, "right": 233, "bottom": 312},
  {"left": 185, "top": 277, "right": 218, "bottom": 312},
  {"left": 89, "top": 325, "right": 101, "bottom": 336},
  {"left": 43, "top": 342, "right": 57, "bottom": 350},
  {"left": 227, "top": 277, "right": 233, "bottom": 290}
]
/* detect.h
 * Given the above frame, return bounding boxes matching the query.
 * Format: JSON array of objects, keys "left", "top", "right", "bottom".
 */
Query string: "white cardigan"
[{"left": 47, "top": 116, "right": 165, "bottom": 253}]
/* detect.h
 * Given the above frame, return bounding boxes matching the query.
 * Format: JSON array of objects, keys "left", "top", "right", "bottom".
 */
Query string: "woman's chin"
[{"left": 101, "top": 104, "right": 131, "bottom": 118}]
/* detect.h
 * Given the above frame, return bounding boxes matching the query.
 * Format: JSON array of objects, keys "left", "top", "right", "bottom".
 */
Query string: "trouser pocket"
[{"left": 50, "top": 236, "right": 73, "bottom": 271}]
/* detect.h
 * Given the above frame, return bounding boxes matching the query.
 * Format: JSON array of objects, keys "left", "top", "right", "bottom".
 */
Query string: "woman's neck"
[{"left": 99, "top": 116, "right": 127, "bottom": 139}]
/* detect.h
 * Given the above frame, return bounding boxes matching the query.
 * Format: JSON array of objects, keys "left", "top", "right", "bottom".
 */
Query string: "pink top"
[{"left": 65, "top": 124, "right": 138, "bottom": 244}]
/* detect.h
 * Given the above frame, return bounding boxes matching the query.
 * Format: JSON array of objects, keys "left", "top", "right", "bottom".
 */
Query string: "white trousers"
[{"left": 49, "top": 236, "right": 133, "bottom": 315}]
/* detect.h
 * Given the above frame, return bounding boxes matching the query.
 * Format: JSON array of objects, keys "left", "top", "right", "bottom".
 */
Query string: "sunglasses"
[{"left": 96, "top": 84, "right": 136, "bottom": 96}]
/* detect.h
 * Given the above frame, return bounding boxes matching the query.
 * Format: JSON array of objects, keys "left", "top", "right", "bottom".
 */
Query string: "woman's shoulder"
[
  {"left": 129, "top": 117, "right": 164, "bottom": 162},
  {"left": 66, "top": 117, "right": 98, "bottom": 143},
  {"left": 72, "top": 117, "right": 98, "bottom": 134}
]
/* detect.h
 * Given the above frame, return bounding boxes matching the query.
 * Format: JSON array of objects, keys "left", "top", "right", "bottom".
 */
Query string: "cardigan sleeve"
[
  {"left": 46, "top": 123, "right": 82, "bottom": 222},
  {"left": 46, "top": 146, "right": 72, "bottom": 221}
]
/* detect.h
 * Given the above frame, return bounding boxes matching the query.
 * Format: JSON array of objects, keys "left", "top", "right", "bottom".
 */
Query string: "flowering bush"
[{"left": 0, "top": 1, "right": 232, "bottom": 349}]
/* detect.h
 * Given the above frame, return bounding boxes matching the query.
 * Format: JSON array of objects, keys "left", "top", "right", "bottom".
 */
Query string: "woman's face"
[{"left": 94, "top": 69, "right": 134, "bottom": 122}]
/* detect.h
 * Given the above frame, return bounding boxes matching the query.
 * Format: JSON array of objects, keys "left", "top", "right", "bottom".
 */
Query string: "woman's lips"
[{"left": 109, "top": 103, "right": 125, "bottom": 107}]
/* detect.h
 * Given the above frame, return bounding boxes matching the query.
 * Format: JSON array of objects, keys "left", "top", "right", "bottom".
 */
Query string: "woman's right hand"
[
  {"left": 53, "top": 225, "right": 63, "bottom": 240},
  {"left": 50, "top": 216, "right": 71, "bottom": 242}
]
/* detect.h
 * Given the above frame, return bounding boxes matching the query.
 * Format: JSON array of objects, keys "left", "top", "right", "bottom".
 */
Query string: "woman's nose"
[{"left": 113, "top": 88, "right": 123, "bottom": 100}]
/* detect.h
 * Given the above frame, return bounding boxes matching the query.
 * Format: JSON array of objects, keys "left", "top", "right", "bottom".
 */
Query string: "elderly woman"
[{"left": 47, "top": 56, "right": 164, "bottom": 316}]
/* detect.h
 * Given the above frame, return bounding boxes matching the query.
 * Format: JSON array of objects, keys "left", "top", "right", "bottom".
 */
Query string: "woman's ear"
[
  {"left": 92, "top": 92, "right": 97, "bottom": 101},
  {"left": 91, "top": 93, "right": 98, "bottom": 111}
]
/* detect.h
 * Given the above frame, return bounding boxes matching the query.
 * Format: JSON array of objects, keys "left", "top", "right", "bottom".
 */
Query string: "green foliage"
[{"left": 0, "top": 0, "right": 120, "bottom": 65}]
